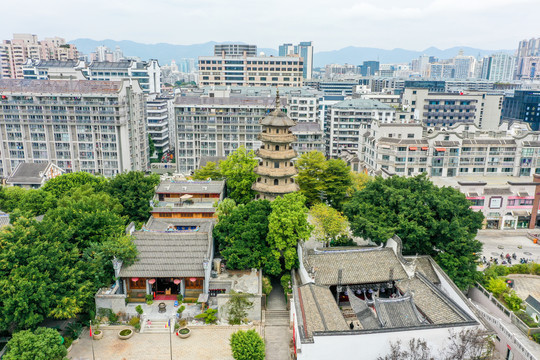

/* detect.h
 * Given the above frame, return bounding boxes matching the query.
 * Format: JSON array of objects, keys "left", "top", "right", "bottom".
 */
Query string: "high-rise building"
[
  {"left": 359, "top": 61, "right": 380, "bottom": 77},
  {"left": 481, "top": 53, "right": 516, "bottom": 82},
  {"left": 198, "top": 53, "right": 303, "bottom": 87},
  {"left": 0, "top": 34, "right": 79, "bottom": 79},
  {"left": 502, "top": 90, "right": 540, "bottom": 130},
  {"left": 515, "top": 37, "right": 540, "bottom": 80},
  {"left": 147, "top": 98, "right": 170, "bottom": 157},
  {"left": 452, "top": 51, "right": 476, "bottom": 79},
  {"left": 402, "top": 88, "right": 503, "bottom": 129},
  {"left": 252, "top": 96, "right": 299, "bottom": 201},
  {"left": 214, "top": 44, "right": 257, "bottom": 57},
  {"left": 279, "top": 42, "right": 313, "bottom": 79},
  {"left": 0, "top": 79, "right": 149, "bottom": 177},
  {"left": 429, "top": 63, "right": 455, "bottom": 79}
]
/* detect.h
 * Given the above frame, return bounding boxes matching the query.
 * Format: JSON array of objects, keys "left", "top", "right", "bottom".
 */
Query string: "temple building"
[{"left": 252, "top": 94, "right": 300, "bottom": 200}]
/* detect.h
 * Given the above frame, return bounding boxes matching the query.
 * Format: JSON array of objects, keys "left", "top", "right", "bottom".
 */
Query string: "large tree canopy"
[
  {"left": 213, "top": 200, "right": 280, "bottom": 275},
  {"left": 106, "top": 171, "right": 160, "bottom": 224},
  {"left": 41, "top": 172, "right": 107, "bottom": 198},
  {"left": 219, "top": 146, "right": 258, "bottom": 205},
  {"left": 343, "top": 174, "right": 484, "bottom": 289},
  {"left": 296, "top": 151, "right": 352, "bottom": 209},
  {"left": 192, "top": 161, "right": 224, "bottom": 181},
  {"left": 267, "top": 193, "right": 312, "bottom": 272},
  {"left": 310, "top": 203, "right": 348, "bottom": 245},
  {"left": 3, "top": 327, "right": 67, "bottom": 360}
]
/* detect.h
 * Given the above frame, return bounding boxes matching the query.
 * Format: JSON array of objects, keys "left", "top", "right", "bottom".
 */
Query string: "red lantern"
[
  {"left": 173, "top": 279, "right": 181, "bottom": 285},
  {"left": 131, "top": 278, "right": 139, "bottom": 282},
  {"left": 148, "top": 279, "right": 156, "bottom": 284}
]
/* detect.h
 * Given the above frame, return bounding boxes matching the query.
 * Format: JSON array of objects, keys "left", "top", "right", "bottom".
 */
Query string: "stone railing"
[{"left": 150, "top": 163, "right": 177, "bottom": 174}]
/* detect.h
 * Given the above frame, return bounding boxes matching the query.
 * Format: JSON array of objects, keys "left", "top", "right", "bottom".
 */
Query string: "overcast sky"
[{"left": 1, "top": 0, "right": 538, "bottom": 52}]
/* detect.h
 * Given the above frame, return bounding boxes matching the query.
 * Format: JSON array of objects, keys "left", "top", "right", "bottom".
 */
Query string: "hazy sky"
[{"left": 1, "top": 0, "right": 538, "bottom": 51}]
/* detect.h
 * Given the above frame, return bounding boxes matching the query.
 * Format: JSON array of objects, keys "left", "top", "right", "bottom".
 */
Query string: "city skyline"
[{"left": 2, "top": 0, "right": 538, "bottom": 52}]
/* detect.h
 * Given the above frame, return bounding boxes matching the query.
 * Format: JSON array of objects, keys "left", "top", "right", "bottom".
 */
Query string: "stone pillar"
[{"left": 529, "top": 174, "right": 540, "bottom": 229}]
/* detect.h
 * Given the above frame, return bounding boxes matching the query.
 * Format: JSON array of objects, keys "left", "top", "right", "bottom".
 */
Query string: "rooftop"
[
  {"left": 155, "top": 180, "right": 225, "bottom": 194},
  {"left": 0, "top": 79, "right": 123, "bottom": 94},
  {"left": 6, "top": 162, "right": 51, "bottom": 185},
  {"left": 175, "top": 96, "right": 286, "bottom": 107},
  {"left": 119, "top": 219, "right": 213, "bottom": 278},
  {"left": 332, "top": 99, "right": 394, "bottom": 111},
  {"left": 291, "top": 122, "right": 322, "bottom": 133},
  {"left": 525, "top": 295, "right": 540, "bottom": 313},
  {"left": 260, "top": 106, "right": 296, "bottom": 127}
]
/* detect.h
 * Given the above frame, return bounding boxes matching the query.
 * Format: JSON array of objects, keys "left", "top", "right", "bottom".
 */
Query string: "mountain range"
[{"left": 70, "top": 39, "right": 514, "bottom": 68}]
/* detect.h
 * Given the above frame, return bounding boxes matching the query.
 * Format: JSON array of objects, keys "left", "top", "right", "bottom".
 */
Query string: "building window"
[
  {"left": 274, "top": 179, "right": 279, "bottom": 185},
  {"left": 274, "top": 162, "right": 279, "bottom": 168},
  {"left": 469, "top": 199, "right": 485, "bottom": 207}
]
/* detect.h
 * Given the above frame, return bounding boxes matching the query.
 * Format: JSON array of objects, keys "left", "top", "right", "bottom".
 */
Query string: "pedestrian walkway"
[{"left": 264, "top": 278, "right": 291, "bottom": 360}]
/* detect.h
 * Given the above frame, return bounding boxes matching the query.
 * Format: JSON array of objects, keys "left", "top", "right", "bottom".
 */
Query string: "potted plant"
[
  {"left": 176, "top": 327, "right": 191, "bottom": 339},
  {"left": 177, "top": 305, "right": 186, "bottom": 318},
  {"left": 146, "top": 294, "right": 153, "bottom": 305},
  {"left": 135, "top": 305, "right": 144, "bottom": 316},
  {"left": 118, "top": 328, "right": 134, "bottom": 340},
  {"left": 92, "top": 323, "right": 103, "bottom": 340}
]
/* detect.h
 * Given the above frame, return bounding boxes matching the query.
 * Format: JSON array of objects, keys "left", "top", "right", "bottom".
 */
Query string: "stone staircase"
[
  {"left": 141, "top": 319, "right": 175, "bottom": 334},
  {"left": 265, "top": 309, "right": 290, "bottom": 326}
]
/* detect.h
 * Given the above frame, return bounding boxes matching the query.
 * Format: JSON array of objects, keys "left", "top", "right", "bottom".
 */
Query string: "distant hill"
[
  {"left": 70, "top": 39, "right": 514, "bottom": 67},
  {"left": 70, "top": 39, "right": 278, "bottom": 65},
  {"left": 313, "top": 46, "right": 515, "bottom": 67}
]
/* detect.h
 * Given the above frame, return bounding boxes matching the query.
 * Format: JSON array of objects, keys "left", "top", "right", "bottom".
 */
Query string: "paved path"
[
  {"left": 506, "top": 274, "right": 540, "bottom": 300},
  {"left": 68, "top": 325, "right": 259, "bottom": 360},
  {"left": 476, "top": 230, "right": 540, "bottom": 264},
  {"left": 264, "top": 278, "right": 291, "bottom": 360}
]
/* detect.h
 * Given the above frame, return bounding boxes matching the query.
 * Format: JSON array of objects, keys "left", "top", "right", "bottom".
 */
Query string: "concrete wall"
[
  {"left": 95, "top": 285, "right": 127, "bottom": 314},
  {"left": 216, "top": 294, "right": 262, "bottom": 322}
]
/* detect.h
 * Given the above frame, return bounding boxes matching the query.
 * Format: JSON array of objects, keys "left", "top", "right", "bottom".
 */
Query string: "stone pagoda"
[{"left": 252, "top": 92, "right": 300, "bottom": 201}]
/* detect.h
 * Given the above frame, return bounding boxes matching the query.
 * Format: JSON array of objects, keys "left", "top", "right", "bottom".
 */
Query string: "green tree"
[
  {"left": 213, "top": 200, "right": 280, "bottom": 275},
  {"left": 192, "top": 161, "right": 224, "bottom": 180},
  {"left": 0, "top": 186, "right": 27, "bottom": 213},
  {"left": 310, "top": 203, "right": 348, "bottom": 245},
  {"left": 350, "top": 171, "right": 371, "bottom": 193},
  {"left": 343, "top": 174, "right": 484, "bottom": 289},
  {"left": 267, "top": 193, "right": 312, "bottom": 272},
  {"left": 3, "top": 327, "right": 67, "bottom": 360},
  {"left": 230, "top": 329, "right": 265, "bottom": 360},
  {"left": 220, "top": 146, "right": 258, "bottom": 204},
  {"left": 323, "top": 159, "right": 352, "bottom": 211},
  {"left": 106, "top": 171, "right": 160, "bottom": 224},
  {"left": 19, "top": 189, "right": 57, "bottom": 216},
  {"left": 215, "top": 198, "right": 236, "bottom": 220},
  {"left": 296, "top": 150, "right": 326, "bottom": 206},
  {"left": 503, "top": 291, "right": 523, "bottom": 311},
  {"left": 486, "top": 278, "right": 509, "bottom": 298},
  {"left": 41, "top": 172, "right": 107, "bottom": 198}
]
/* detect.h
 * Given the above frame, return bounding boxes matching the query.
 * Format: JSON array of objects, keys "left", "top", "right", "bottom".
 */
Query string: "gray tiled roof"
[
  {"left": 291, "top": 122, "right": 322, "bottom": 133},
  {"left": 525, "top": 295, "right": 540, "bottom": 313},
  {"left": 396, "top": 275, "right": 468, "bottom": 325},
  {"left": 155, "top": 180, "right": 225, "bottom": 194},
  {"left": 199, "top": 156, "right": 227, "bottom": 168},
  {"left": 304, "top": 247, "right": 409, "bottom": 286},
  {"left": 298, "top": 284, "right": 348, "bottom": 338},
  {"left": 374, "top": 295, "right": 425, "bottom": 328},
  {"left": 6, "top": 162, "right": 49, "bottom": 185},
  {"left": 406, "top": 256, "right": 440, "bottom": 284},
  {"left": 118, "top": 225, "right": 212, "bottom": 278},
  {"left": 260, "top": 108, "right": 296, "bottom": 127}
]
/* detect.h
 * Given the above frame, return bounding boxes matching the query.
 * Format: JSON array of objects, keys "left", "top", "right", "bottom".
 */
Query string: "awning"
[
  {"left": 512, "top": 210, "right": 530, "bottom": 217},
  {"left": 180, "top": 194, "right": 193, "bottom": 200},
  {"left": 409, "top": 147, "right": 417, "bottom": 151},
  {"left": 467, "top": 192, "right": 479, "bottom": 197},
  {"left": 435, "top": 147, "right": 446, "bottom": 152},
  {"left": 518, "top": 192, "right": 530, "bottom": 197},
  {"left": 421, "top": 147, "right": 428, "bottom": 151}
]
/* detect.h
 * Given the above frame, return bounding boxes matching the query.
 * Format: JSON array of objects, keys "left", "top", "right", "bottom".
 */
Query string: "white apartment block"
[
  {"left": 0, "top": 79, "right": 149, "bottom": 177},
  {"left": 198, "top": 55, "right": 303, "bottom": 87},
  {"left": 401, "top": 88, "right": 503, "bottom": 129},
  {"left": 346, "top": 121, "right": 540, "bottom": 179},
  {"left": 174, "top": 88, "right": 324, "bottom": 174},
  {"left": 147, "top": 98, "right": 170, "bottom": 156},
  {"left": 325, "top": 99, "right": 395, "bottom": 158},
  {"left": 22, "top": 59, "right": 162, "bottom": 94},
  {"left": 0, "top": 34, "right": 78, "bottom": 79}
]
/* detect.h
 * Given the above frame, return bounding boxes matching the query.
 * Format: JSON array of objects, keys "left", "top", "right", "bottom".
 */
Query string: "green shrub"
[
  {"left": 532, "top": 333, "right": 540, "bottom": 344},
  {"left": 330, "top": 235, "right": 356, "bottom": 247},
  {"left": 135, "top": 305, "right": 144, "bottom": 315},
  {"left": 65, "top": 322, "right": 82, "bottom": 339},
  {"left": 108, "top": 312, "right": 119, "bottom": 324},
  {"left": 280, "top": 274, "right": 292, "bottom": 295},
  {"left": 119, "top": 329, "right": 132, "bottom": 336},
  {"left": 503, "top": 291, "right": 523, "bottom": 311},
  {"left": 486, "top": 278, "right": 509, "bottom": 298},
  {"left": 515, "top": 311, "right": 538, "bottom": 327},
  {"left": 177, "top": 305, "right": 186, "bottom": 314},
  {"left": 145, "top": 294, "right": 153, "bottom": 302},
  {"left": 179, "top": 328, "right": 190, "bottom": 335},
  {"left": 230, "top": 329, "right": 265, "bottom": 360},
  {"left": 262, "top": 276, "right": 272, "bottom": 296},
  {"left": 177, "top": 294, "right": 184, "bottom": 302},
  {"left": 194, "top": 308, "right": 218, "bottom": 324},
  {"left": 128, "top": 317, "right": 140, "bottom": 327},
  {"left": 227, "top": 291, "right": 253, "bottom": 325},
  {"left": 64, "top": 336, "right": 73, "bottom": 349},
  {"left": 508, "top": 264, "right": 531, "bottom": 274},
  {"left": 532, "top": 263, "right": 540, "bottom": 276}
]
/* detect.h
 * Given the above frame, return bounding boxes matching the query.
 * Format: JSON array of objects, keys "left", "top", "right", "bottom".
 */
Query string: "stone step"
[
  {"left": 265, "top": 318, "right": 290, "bottom": 326},
  {"left": 141, "top": 321, "right": 175, "bottom": 333},
  {"left": 266, "top": 310, "right": 289, "bottom": 318}
]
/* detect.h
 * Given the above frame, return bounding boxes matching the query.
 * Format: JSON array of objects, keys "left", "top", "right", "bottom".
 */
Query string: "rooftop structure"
[{"left": 6, "top": 162, "right": 63, "bottom": 188}]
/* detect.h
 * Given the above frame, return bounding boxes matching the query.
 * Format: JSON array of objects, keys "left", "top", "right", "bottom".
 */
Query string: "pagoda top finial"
[{"left": 275, "top": 88, "right": 280, "bottom": 109}]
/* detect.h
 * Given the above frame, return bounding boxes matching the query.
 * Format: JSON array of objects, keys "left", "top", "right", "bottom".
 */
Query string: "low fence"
[{"left": 150, "top": 163, "right": 177, "bottom": 174}]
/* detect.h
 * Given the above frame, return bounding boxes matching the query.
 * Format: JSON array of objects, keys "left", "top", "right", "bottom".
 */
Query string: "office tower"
[
  {"left": 279, "top": 42, "right": 313, "bottom": 79},
  {"left": 0, "top": 79, "right": 149, "bottom": 177},
  {"left": 502, "top": 90, "right": 540, "bottom": 130},
  {"left": 481, "top": 53, "right": 516, "bottom": 82},
  {"left": 0, "top": 34, "right": 79, "bottom": 79},
  {"left": 359, "top": 61, "right": 380, "bottom": 76},
  {"left": 515, "top": 37, "right": 540, "bottom": 80},
  {"left": 453, "top": 51, "right": 476, "bottom": 79},
  {"left": 214, "top": 44, "right": 257, "bottom": 57}
]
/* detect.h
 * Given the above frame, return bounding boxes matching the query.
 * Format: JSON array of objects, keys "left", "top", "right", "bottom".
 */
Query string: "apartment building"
[
  {"left": 325, "top": 99, "right": 395, "bottom": 158},
  {"left": 0, "top": 79, "right": 149, "bottom": 177},
  {"left": 22, "top": 59, "right": 162, "bottom": 94},
  {"left": 147, "top": 98, "right": 170, "bottom": 157},
  {"left": 0, "top": 34, "right": 78, "bottom": 79},
  {"left": 279, "top": 42, "right": 314, "bottom": 79},
  {"left": 515, "top": 37, "right": 540, "bottom": 81},
  {"left": 480, "top": 53, "right": 516, "bottom": 82},
  {"left": 502, "top": 90, "right": 540, "bottom": 131},
  {"left": 348, "top": 121, "right": 540, "bottom": 179},
  {"left": 174, "top": 88, "right": 323, "bottom": 174},
  {"left": 401, "top": 88, "right": 503, "bottom": 129},
  {"left": 198, "top": 51, "right": 303, "bottom": 87},
  {"left": 214, "top": 44, "right": 257, "bottom": 57}
]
